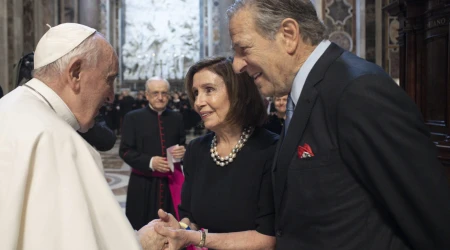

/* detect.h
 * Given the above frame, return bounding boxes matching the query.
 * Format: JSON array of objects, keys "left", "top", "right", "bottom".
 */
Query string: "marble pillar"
[
  {"left": 34, "top": 0, "right": 58, "bottom": 45},
  {"left": 217, "top": 0, "right": 234, "bottom": 56},
  {"left": 365, "top": 0, "right": 376, "bottom": 63},
  {"left": 3, "top": 0, "right": 24, "bottom": 93},
  {"left": 356, "top": 0, "right": 366, "bottom": 58},
  {"left": 79, "top": 0, "right": 100, "bottom": 29},
  {"left": 23, "top": 0, "right": 34, "bottom": 53},
  {"left": 99, "top": 0, "right": 108, "bottom": 38},
  {"left": 12, "top": 0, "right": 24, "bottom": 65},
  {"left": 0, "top": 0, "right": 8, "bottom": 94}
]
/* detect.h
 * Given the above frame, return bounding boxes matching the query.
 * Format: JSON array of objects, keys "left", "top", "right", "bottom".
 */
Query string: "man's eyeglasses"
[{"left": 148, "top": 91, "right": 169, "bottom": 98}]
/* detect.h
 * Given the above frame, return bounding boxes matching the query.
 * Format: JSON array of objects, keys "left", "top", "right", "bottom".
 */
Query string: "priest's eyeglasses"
[{"left": 148, "top": 91, "right": 169, "bottom": 98}]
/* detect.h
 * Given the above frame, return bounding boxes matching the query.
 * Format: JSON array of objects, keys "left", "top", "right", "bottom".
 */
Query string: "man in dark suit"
[{"left": 227, "top": 1, "right": 450, "bottom": 249}]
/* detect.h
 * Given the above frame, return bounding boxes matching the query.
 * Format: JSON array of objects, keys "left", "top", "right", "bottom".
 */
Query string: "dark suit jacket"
[
  {"left": 273, "top": 43, "right": 450, "bottom": 250},
  {"left": 79, "top": 120, "right": 116, "bottom": 151}
]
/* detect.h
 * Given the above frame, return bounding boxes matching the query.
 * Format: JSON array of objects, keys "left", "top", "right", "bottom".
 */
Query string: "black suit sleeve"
[
  {"left": 178, "top": 113, "right": 186, "bottom": 146},
  {"left": 337, "top": 74, "right": 450, "bottom": 249},
  {"left": 79, "top": 121, "right": 116, "bottom": 151},
  {"left": 255, "top": 145, "right": 276, "bottom": 236},
  {"left": 119, "top": 113, "right": 152, "bottom": 171}
]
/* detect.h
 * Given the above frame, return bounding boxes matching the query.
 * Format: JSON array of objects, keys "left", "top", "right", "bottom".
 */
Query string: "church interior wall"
[{"left": 0, "top": 0, "right": 400, "bottom": 95}]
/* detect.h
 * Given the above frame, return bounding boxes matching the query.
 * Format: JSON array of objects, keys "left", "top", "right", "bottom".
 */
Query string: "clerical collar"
[
  {"left": 24, "top": 78, "right": 80, "bottom": 130},
  {"left": 148, "top": 104, "right": 165, "bottom": 115}
]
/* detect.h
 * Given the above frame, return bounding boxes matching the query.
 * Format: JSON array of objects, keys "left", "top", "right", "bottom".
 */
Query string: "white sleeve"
[
  {"left": 0, "top": 129, "right": 141, "bottom": 250},
  {"left": 149, "top": 157, "right": 155, "bottom": 171}
]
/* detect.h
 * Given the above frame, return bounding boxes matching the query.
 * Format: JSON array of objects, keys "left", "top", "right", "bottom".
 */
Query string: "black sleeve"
[
  {"left": 178, "top": 141, "right": 194, "bottom": 222},
  {"left": 255, "top": 145, "right": 276, "bottom": 236},
  {"left": 79, "top": 121, "right": 116, "bottom": 151},
  {"left": 178, "top": 113, "right": 186, "bottom": 146},
  {"left": 119, "top": 113, "right": 152, "bottom": 171},
  {"left": 337, "top": 74, "right": 450, "bottom": 249}
]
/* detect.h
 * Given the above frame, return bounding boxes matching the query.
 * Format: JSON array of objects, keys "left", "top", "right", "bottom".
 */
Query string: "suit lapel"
[
  {"left": 273, "top": 87, "right": 318, "bottom": 210},
  {"left": 272, "top": 128, "right": 284, "bottom": 214},
  {"left": 273, "top": 43, "right": 345, "bottom": 211}
]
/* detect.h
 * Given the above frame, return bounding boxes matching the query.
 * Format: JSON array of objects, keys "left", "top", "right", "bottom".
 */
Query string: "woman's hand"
[{"left": 157, "top": 209, "right": 181, "bottom": 229}]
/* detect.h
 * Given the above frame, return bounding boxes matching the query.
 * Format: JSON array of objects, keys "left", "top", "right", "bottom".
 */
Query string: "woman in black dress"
[
  {"left": 153, "top": 57, "right": 278, "bottom": 249},
  {"left": 263, "top": 95, "right": 288, "bottom": 135}
]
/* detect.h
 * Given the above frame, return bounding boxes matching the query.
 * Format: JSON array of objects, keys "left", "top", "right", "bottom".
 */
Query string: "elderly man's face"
[
  {"left": 77, "top": 37, "right": 117, "bottom": 132},
  {"left": 145, "top": 80, "right": 170, "bottom": 112},
  {"left": 229, "top": 8, "right": 292, "bottom": 97}
]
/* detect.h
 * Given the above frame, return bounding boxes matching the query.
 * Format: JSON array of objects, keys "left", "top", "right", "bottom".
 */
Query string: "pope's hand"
[{"left": 137, "top": 221, "right": 168, "bottom": 250}]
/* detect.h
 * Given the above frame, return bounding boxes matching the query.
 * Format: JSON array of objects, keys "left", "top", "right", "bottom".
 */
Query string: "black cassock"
[{"left": 119, "top": 106, "right": 186, "bottom": 229}]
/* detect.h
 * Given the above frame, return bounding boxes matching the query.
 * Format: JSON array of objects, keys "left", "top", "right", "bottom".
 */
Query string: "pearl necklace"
[{"left": 210, "top": 126, "right": 253, "bottom": 167}]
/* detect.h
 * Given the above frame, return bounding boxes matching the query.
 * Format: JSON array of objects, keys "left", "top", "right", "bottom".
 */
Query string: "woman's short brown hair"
[{"left": 185, "top": 56, "right": 267, "bottom": 128}]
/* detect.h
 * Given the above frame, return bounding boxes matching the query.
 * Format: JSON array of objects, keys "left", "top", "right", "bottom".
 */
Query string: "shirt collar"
[
  {"left": 25, "top": 78, "right": 80, "bottom": 130},
  {"left": 148, "top": 103, "right": 166, "bottom": 115},
  {"left": 290, "top": 40, "right": 331, "bottom": 106}
]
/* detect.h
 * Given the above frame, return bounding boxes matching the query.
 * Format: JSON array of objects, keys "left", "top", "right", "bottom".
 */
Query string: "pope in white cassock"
[{"left": 0, "top": 23, "right": 167, "bottom": 250}]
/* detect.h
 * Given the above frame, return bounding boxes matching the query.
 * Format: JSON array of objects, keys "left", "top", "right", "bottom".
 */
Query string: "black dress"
[{"left": 178, "top": 127, "right": 278, "bottom": 235}]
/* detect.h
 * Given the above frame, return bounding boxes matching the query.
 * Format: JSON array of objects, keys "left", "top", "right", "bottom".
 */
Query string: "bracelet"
[{"left": 197, "top": 228, "right": 206, "bottom": 248}]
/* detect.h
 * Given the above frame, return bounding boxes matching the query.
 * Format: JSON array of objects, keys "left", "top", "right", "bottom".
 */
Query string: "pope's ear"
[{"left": 67, "top": 58, "right": 82, "bottom": 92}]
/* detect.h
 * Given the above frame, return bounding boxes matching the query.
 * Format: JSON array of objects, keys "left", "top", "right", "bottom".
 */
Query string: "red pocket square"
[{"left": 298, "top": 143, "right": 315, "bottom": 158}]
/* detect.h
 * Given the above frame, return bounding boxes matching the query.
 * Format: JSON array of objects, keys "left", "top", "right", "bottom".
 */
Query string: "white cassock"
[{"left": 0, "top": 79, "right": 141, "bottom": 250}]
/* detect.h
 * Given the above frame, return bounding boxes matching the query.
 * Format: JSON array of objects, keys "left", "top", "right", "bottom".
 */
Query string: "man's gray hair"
[
  {"left": 145, "top": 77, "right": 171, "bottom": 92},
  {"left": 32, "top": 32, "right": 101, "bottom": 79},
  {"left": 227, "top": 0, "right": 328, "bottom": 45}
]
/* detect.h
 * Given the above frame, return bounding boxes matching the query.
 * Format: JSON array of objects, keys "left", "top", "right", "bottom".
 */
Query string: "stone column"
[
  {"left": 79, "top": 0, "right": 100, "bottom": 29},
  {"left": 12, "top": 0, "right": 24, "bottom": 67},
  {"left": 0, "top": 0, "right": 8, "bottom": 95},
  {"left": 217, "top": 0, "right": 234, "bottom": 56},
  {"left": 1, "top": 0, "right": 23, "bottom": 94},
  {"left": 34, "top": 0, "right": 58, "bottom": 46}
]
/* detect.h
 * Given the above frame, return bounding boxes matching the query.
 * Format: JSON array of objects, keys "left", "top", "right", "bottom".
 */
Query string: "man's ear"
[
  {"left": 279, "top": 18, "right": 301, "bottom": 55},
  {"left": 67, "top": 58, "right": 82, "bottom": 93}
]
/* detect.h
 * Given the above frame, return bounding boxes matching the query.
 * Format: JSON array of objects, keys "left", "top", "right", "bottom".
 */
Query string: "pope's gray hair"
[
  {"left": 227, "top": 0, "right": 328, "bottom": 45},
  {"left": 32, "top": 32, "right": 101, "bottom": 79}
]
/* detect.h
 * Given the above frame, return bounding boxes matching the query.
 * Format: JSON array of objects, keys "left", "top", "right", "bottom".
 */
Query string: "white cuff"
[
  {"left": 134, "top": 230, "right": 143, "bottom": 250},
  {"left": 149, "top": 157, "right": 154, "bottom": 171}
]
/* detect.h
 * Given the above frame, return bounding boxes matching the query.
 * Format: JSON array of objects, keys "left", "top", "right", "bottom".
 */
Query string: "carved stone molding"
[
  {"left": 121, "top": 0, "right": 200, "bottom": 81},
  {"left": 324, "top": 0, "right": 356, "bottom": 54}
]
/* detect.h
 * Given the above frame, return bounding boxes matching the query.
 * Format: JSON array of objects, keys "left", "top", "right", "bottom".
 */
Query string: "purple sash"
[{"left": 131, "top": 163, "right": 184, "bottom": 220}]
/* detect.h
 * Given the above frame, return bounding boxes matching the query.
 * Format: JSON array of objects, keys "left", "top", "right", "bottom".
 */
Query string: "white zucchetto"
[{"left": 34, "top": 23, "right": 96, "bottom": 69}]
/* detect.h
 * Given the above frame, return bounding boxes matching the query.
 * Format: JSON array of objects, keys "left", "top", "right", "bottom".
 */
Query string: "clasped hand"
[{"left": 138, "top": 209, "right": 196, "bottom": 250}]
